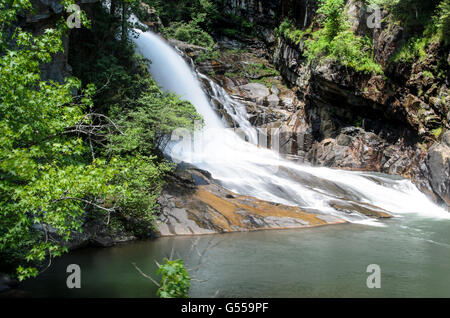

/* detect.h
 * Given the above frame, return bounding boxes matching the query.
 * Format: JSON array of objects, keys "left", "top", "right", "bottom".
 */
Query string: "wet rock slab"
[{"left": 157, "top": 167, "right": 350, "bottom": 236}]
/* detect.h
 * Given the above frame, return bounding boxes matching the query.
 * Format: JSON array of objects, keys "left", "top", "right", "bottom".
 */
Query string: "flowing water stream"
[{"left": 15, "top": 28, "right": 450, "bottom": 298}]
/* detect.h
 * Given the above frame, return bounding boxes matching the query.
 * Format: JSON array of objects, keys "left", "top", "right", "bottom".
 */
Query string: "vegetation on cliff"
[
  {"left": 276, "top": 0, "right": 383, "bottom": 74},
  {"left": 140, "top": 0, "right": 257, "bottom": 62},
  {"left": 276, "top": 0, "right": 449, "bottom": 75},
  {"left": 376, "top": 0, "right": 450, "bottom": 64}
]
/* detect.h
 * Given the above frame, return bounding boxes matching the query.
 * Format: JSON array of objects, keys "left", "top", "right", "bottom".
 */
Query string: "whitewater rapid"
[{"left": 132, "top": 29, "right": 449, "bottom": 224}]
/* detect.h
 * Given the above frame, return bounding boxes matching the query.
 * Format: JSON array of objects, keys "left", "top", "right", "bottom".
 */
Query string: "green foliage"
[
  {"left": 164, "top": 21, "right": 214, "bottom": 47},
  {"left": 0, "top": 1, "right": 127, "bottom": 280},
  {"left": 163, "top": 20, "right": 219, "bottom": 62},
  {"left": 317, "top": 0, "right": 347, "bottom": 40},
  {"left": 392, "top": 36, "right": 431, "bottom": 63},
  {"left": 146, "top": 0, "right": 220, "bottom": 32},
  {"left": 220, "top": 28, "right": 240, "bottom": 38},
  {"left": 104, "top": 156, "right": 170, "bottom": 237},
  {"left": 0, "top": 0, "right": 32, "bottom": 50},
  {"left": 250, "top": 77, "right": 277, "bottom": 89},
  {"left": 1, "top": 1, "right": 202, "bottom": 278},
  {"left": 296, "top": 0, "right": 383, "bottom": 74},
  {"left": 275, "top": 19, "right": 309, "bottom": 44},
  {"left": 217, "top": 13, "right": 256, "bottom": 39},
  {"left": 276, "top": 19, "right": 291, "bottom": 37},
  {"left": 367, "top": 0, "right": 448, "bottom": 65},
  {"left": 244, "top": 62, "right": 279, "bottom": 78},
  {"left": 366, "top": 0, "right": 441, "bottom": 33},
  {"left": 157, "top": 258, "right": 191, "bottom": 298},
  {"left": 305, "top": 30, "right": 383, "bottom": 74},
  {"left": 224, "top": 61, "right": 279, "bottom": 84},
  {"left": 141, "top": 0, "right": 224, "bottom": 61},
  {"left": 436, "top": 0, "right": 450, "bottom": 45},
  {"left": 390, "top": 1, "right": 448, "bottom": 64},
  {"left": 432, "top": 126, "right": 443, "bottom": 138},
  {"left": 423, "top": 70, "right": 435, "bottom": 79},
  {"left": 190, "top": 0, "right": 220, "bottom": 32},
  {"left": 196, "top": 49, "right": 220, "bottom": 62},
  {"left": 70, "top": 5, "right": 202, "bottom": 240},
  {"left": 69, "top": 4, "right": 146, "bottom": 111},
  {"left": 107, "top": 80, "right": 202, "bottom": 154}
]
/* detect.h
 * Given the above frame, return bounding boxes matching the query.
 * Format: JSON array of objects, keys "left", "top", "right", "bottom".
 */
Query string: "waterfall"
[{"left": 132, "top": 29, "right": 449, "bottom": 224}]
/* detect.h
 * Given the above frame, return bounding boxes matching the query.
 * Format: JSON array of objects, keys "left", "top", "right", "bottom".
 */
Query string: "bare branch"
[
  {"left": 188, "top": 237, "right": 222, "bottom": 275},
  {"left": 132, "top": 262, "right": 160, "bottom": 287},
  {"left": 51, "top": 197, "right": 116, "bottom": 212},
  {"left": 169, "top": 244, "right": 175, "bottom": 261}
]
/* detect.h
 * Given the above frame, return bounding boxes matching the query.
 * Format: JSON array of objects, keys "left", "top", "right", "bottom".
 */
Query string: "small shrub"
[
  {"left": 317, "top": 0, "right": 347, "bottom": 40},
  {"left": 244, "top": 62, "right": 279, "bottom": 78},
  {"left": 196, "top": 49, "right": 220, "bottom": 62},
  {"left": 157, "top": 258, "right": 191, "bottom": 298},
  {"left": 280, "top": 0, "right": 383, "bottom": 75},
  {"left": 164, "top": 22, "right": 214, "bottom": 48},
  {"left": 392, "top": 36, "right": 432, "bottom": 63},
  {"left": 423, "top": 70, "right": 435, "bottom": 79},
  {"left": 432, "top": 127, "right": 443, "bottom": 138},
  {"left": 276, "top": 19, "right": 309, "bottom": 44}
]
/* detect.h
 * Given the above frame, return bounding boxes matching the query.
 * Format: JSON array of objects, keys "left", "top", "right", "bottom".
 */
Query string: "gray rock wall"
[{"left": 427, "top": 132, "right": 450, "bottom": 206}]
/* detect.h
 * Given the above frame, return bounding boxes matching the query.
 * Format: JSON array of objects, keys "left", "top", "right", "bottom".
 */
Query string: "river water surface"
[{"left": 18, "top": 214, "right": 450, "bottom": 298}]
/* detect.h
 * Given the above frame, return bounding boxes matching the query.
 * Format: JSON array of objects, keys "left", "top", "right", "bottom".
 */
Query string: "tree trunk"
[
  {"left": 122, "top": 2, "right": 127, "bottom": 43},
  {"left": 110, "top": 0, "right": 117, "bottom": 15}
]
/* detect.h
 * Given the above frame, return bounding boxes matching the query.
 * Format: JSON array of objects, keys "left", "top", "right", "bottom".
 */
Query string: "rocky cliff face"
[
  {"left": 17, "top": 0, "right": 100, "bottom": 83},
  {"left": 220, "top": 0, "right": 280, "bottom": 27},
  {"left": 209, "top": 0, "right": 450, "bottom": 208},
  {"left": 427, "top": 131, "right": 450, "bottom": 206},
  {"left": 17, "top": 0, "right": 72, "bottom": 82}
]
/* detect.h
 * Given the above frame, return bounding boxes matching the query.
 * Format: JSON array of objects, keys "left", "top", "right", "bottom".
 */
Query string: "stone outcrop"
[
  {"left": 426, "top": 131, "right": 450, "bottom": 206},
  {"left": 220, "top": 0, "right": 280, "bottom": 28},
  {"left": 18, "top": 0, "right": 99, "bottom": 83},
  {"left": 139, "top": 2, "right": 163, "bottom": 31},
  {"left": 17, "top": 0, "right": 71, "bottom": 83},
  {"left": 0, "top": 275, "right": 18, "bottom": 294},
  {"left": 156, "top": 165, "right": 391, "bottom": 236},
  {"left": 269, "top": 31, "right": 449, "bottom": 203},
  {"left": 62, "top": 221, "right": 137, "bottom": 250}
]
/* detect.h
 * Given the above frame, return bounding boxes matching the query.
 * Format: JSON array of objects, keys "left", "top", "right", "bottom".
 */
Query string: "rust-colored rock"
[{"left": 157, "top": 167, "right": 350, "bottom": 236}]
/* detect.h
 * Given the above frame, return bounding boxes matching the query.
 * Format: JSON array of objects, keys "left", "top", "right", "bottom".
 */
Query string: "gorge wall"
[{"left": 212, "top": 0, "right": 450, "bottom": 208}]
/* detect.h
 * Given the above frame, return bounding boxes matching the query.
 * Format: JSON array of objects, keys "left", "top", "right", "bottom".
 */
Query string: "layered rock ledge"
[{"left": 156, "top": 165, "right": 391, "bottom": 236}]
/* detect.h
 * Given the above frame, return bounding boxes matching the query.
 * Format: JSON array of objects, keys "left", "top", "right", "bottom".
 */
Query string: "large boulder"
[
  {"left": 239, "top": 83, "right": 270, "bottom": 101},
  {"left": 156, "top": 164, "right": 393, "bottom": 236},
  {"left": 157, "top": 166, "right": 350, "bottom": 236},
  {"left": 0, "top": 275, "right": 19, "bottom": 294},
  {"left": 427, "top": 131, "right": 450, "bottom": 206}
]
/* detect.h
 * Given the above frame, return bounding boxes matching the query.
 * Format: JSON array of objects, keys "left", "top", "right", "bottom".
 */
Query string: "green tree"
[
  {"left": 0, "top": 0, "right": 202, "bottom": 279},
  {"left": 317, "top": 0, "right": 346, "bottom": 40},
  {"left": 0, "top": 1, "right": 125, "bottom": 279}
]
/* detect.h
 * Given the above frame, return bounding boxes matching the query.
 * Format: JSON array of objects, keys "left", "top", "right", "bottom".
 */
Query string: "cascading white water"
[{"left": 132, "top": 29, "right": 449, "bottom": 224}]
